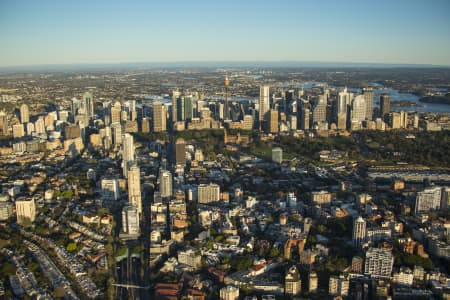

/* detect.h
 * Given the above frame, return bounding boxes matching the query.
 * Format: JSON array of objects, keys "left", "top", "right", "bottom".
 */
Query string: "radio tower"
[{"left": 224, "top": 73, "right": 230, "bottom": 120}]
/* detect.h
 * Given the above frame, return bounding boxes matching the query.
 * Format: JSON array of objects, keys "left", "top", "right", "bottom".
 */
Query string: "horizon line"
[{"left": 1, "top": 59, "right": 450, "bottom": 72}]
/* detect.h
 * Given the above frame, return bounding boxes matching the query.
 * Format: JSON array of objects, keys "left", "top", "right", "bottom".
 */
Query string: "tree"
[
  {"left": 269, "top": 247, "right": 280, "bottom": 258},
  {"left": 66, "top": 242, "right": 77, "bottom": 252},
  {"left": 0, "top": 262, "right": 16, "bottom": 277}
]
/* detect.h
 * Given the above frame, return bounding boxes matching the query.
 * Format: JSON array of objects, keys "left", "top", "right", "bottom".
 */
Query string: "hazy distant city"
[{"left": 1, "top": 0, "right": 450, "bottom": 299}]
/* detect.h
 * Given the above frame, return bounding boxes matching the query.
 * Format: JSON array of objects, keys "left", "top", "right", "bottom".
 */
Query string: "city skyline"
[{"left": 1, "top": 0, "right": 450, "bottom": 67}]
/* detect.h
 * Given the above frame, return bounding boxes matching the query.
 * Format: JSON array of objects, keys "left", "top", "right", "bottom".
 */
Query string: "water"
[
  {"left": 344, "top": 86, "right": 449, "bottom": 113},
  {"left": 143, "top": 83, "right": 450, "bottom": 113},
  {"left": 373, "top": 89, "right": 450, "bottom": 113}
]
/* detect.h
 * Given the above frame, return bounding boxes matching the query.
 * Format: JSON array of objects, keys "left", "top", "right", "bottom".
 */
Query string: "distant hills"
[
  {"left": 420, "top": 93, "right": 450, "bottom": 105},
  {"left": 0, "top": 61, "right": 449, "bottom": 73}
]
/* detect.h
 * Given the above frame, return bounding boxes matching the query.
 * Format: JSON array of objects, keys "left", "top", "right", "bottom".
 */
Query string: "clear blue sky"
[{"left": 1, "top": 0, "right": 449, "bottom": 67}]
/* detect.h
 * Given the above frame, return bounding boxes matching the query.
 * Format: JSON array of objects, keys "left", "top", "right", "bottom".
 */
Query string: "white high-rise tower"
[
  {"left": 259, "top": 85, "right": 270, "bottom": 130},
  {"left": 128, "top": 164, "right": 142, "bottom": 215},
  {"left": 353, "top": 216, "right": 366, "bottom": 247}
]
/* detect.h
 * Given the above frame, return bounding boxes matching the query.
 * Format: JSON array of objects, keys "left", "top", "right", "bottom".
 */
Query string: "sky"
[{"left": 0, "top": 0, "right": 450, "bottom": 67}]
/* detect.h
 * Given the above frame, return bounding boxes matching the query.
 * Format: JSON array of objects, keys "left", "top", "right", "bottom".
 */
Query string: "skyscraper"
[
  {"left": 269, "top": 109, "right": 278, "bottom": 133},
  {"left": 110, "top": 101, "right": 122, "bottom": 124},
  {"left": 13, "top": 124, "right": 25, "bottom": 138},
  {"left": 153, "top": 101, "right": 166, "bottom": 132},
  {"left": 175, "top": 138, "right": 186, "bottom": 166},
  {"left": 171, "top": 90, "right": 181, "bottom": 124},
  {"left": 122, "top": 133, "right": 135, "bottom": 177},
  {"left": 111, "top": 122, "right": 122, "bottom": 146},
  {"left": 128, "top": 164, "right": 142, "bottom": 215},
  {"left": 364, "top": 247, "right": 394, "bottom": 277},
  {"left": 83, "top": 91, "right": 94, "bottom": 119},
  {"left": 353, "top": 216, "right": 366, "bottom": 247},
  {"left": 177, "top": 96, "right": 193, "bottom": 121},
  {"left": 363, "top": 87, "right": 374, "bottom": 120},
  {"left": 337, "top": 89, "right": 352, "bottom": 130},
  {"left": 71, "top": 98, "right": 82, "bottom": 117},
  {"left": 224, "top": 75, "right": 230, "bottom": 120},
  {"left": 259, "top": 85, "right": 270, "bottom": 130},
  {"left": 122, "top": 205, "right": 140, "bottom": 236},
  {"left": 300, "top": 106, "right": 310, "bottom": 130},
  {"left": 20, "top": 104, "right": 29, "bottom": 124},
  {"left": 380, "top": 94, "right": 391, "bottom": 119},
  {"left": 159, "top": 170, "right": 173, "bottom": 198},
  {"left": 122, "top": 133, "right": 135, "bottom": 162},
  {"left": 351, "top": 95, "right": 367, "bottom": 126},
  {"left": 312, "top": 95, "right": 327, "bottom": 125},
  {"left": 0, "top": 111, "right": 7, "bottom": 136}
]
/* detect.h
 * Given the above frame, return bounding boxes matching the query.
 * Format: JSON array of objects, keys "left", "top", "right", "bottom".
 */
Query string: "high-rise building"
[
  {"left": 312, "top": 95, "right": 327, "bottom": 125},
  {"left": 20, "top": 104, "right": 29, "bottom": 124},
  {"left": 111, "top": 101, "right": 122, "bottom": 124},
  {"left": 83, "top": 91, "right": 94, "bottom": 119},
  {"left": 159, "top": 170, "right": 173, "bottom": 198},
  {"left": 415, "top": 186, "right": 443, "bottom": 214},
  {"left": 242, "top": 114, "right": 253, "bottom": 130},
  {"left": 380, "top": 94, "right": 390, "bottom": 119},
  {"left": 363, "top": 87, "right": 374, "bottom": 120},
  {"left": 259, "top": 85, "right": 270, "bottom": 130},
  {"left": 122, "top": 205, "right": 140, "bottom": 236},
  {"left": 0, "top": 201, "right": 13, "bottom": 221},
  {"left": 285, "top": 266, "right": 301, "bottom": 296},
  {"left": 101, "top": 178, "right": 120, "bottom": 202},
  {"left": 15, "top": 198, "right": 36, "bottom": 224},
  {"left": 224, "top": 75, "right": 230, "bottom": 120},
  {"left": 12, "top": 124, "right": 25, "bottom": 138},
  {"left": 351, "top": 256, "right": 364, "bottom": 273},
  {"left": 153, "top": 101, "right": 167, "bottom": 132},
  {"left": 353, "top": 216, "right": 367, "bottom": 247},
  {"left": 400, "top": 111, "right": 408, "bottom": 128},
  {"left": 0, "top": 111, "right": 8, "bottom": 136},
  {"left": 300, "top": 107, "right": 310, "bottom": 130},
  {"left": 122, "top": 133, "right": 135, "bottom": 162},
  {"left": 198, "top": 183, "right": 220, "bottom": 204},
  {"left": 288, "top": 115, "right": 297, "bottom": 130},
  {"left": 350, "top": 95, "right": 366, "bottom": 128},
  {"left": 65, "top": 124, "right": 81, "bottom": 139},
  {"left": 337, "top": 89, "right": 352, "bottom": 130},
  {"left": 128, "top": 164, "right": 142, "bottom": 215},
  {"left": 269, "top": 109, "right": 278, "bottom": 133},
  {"left": 35, "top": 117, "right": 45, "bottom": 134},
  {"left": 272, "top": 147, "right": 282, "bottom": 164},
  {"left": 171, "top": 90, "right": 181, "bottom": 123},
  {"left": 141, "top": 117, "right": 150, "bottom": 133},
  {"left": 364, "top": 247, "right": 394, "bottom": 277},
  {"left": 220, "top": 285, "right": 239, "bottom": 300},
  {"left": 308, "top": 271, "right": 318, "bottom": 293},
  {"left": 122, "top": 133, "right": 135, "bottom": 177},
  {"left": 71, "top": 98, "right": 82, "bottom": 117},
  {"left": 329, "top": 275, "right": 349, "bottom": 297},
  {"left": 111, "top": 123, "right": 122, "bottom": 146},
  {"left": 389, "top": 112, "right": 401, "bottom": 129},
  {"left": 175, "top": 138, "right": 186, "bottom": 166},
  {"left": 177, "top": 96, "right": 193, "bottom": 121}
]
